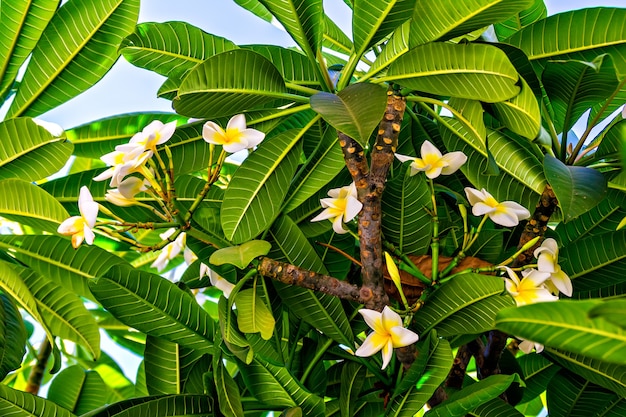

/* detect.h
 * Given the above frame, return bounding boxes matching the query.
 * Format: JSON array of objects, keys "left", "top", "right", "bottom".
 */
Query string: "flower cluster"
[{"left": 500, "top": 238, "right": 572, "bottom": 306}]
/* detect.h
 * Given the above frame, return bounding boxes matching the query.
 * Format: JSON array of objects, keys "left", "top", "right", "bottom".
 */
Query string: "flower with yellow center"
[
  {"left": 533, "top": 238, "right": 572, "bottom": 297},
  {"left": 57, "top": 186, "right": 99, "bottom": 248},
  {"left": 105, "top": 176, "right": 149, "bottom": 207},
  {"left": 93, "top": 148, "right": 151, "bottom": 187},
  {"left": 464, "top": 187, "right": 530, "bottom": 227},
  {"left": 202, "top": 114, "right": 265, "bottom": 153},
  {"left": 500, "top": 266, "right": 558, "bottom": 306},
  {"left": 395, "top": 140, "right": 467, "bottom": 179},
  {"left": 117, "top": 120, "right": 177, "bottom": 159},
  {"left": 151, "top": 229, "right": 186, "bottom": 272},
  {"left": 200, "top": 263, "right": 235, "bottom": 298},
  {"left": 355, "top": 306, "right": 419, "bottom": 370},
  {"left": 310, "top": 182, "right": 363, "bottom": 234}
]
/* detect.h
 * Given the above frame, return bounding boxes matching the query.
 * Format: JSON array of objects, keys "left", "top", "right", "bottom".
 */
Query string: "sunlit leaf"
[
  {"left": 235, "top": 288, "right": 276, "bottom": 340},
  {"left": 80, "top": 394, "right": 213, "bottom": 417},
  {"left": 210, "top": 240, "right": 272, "bottom": 269},
  {"left": 490, "top": 77, "right": 541, "bottom": 140},
  {"left": 493, "top": 0, "right": 547, "bottom": 40}
]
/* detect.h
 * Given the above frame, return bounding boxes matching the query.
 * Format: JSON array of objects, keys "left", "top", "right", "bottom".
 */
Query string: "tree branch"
[{"left": 25, "top": 338, "right": 52, "bottom": 395}]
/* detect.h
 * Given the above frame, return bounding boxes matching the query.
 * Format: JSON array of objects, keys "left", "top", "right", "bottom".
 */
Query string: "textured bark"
[
  {"left": 25, "top": 338, "right": 52, "bottom": 395},
  {"left": 338, "top": 132, "right": 369, "bottom": 199},
  {"left": 258, "top": 257, "right": 368, "bottom": 303}
]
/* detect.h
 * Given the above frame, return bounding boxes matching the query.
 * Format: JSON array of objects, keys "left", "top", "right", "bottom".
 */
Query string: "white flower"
[
  {"left": 354, "top": 306, "right": 419, "bottom": 370},
  {"left": 518, "top": 338, "right": 544, "bottom": 354},
  {"left": 395, "top": 140, "right": 467, "bottom": 179},
  {"left": 500, "top": 266, "right": 558, "bottom": 306},
  {"left": 116, "top": 120, "right": 177, "bottom": 159},
  {"left": 464, "top": 187, "right": 530, "bottom": 227},
  {"left": 200, "top": 263, "right": 235, "bottom": 298},
  {"left": 151, "top": 229, "right": 186, "bottom": 272},
  {"left": 533, "top": 238, "right": 572, "bottom": 297},
  {"left": 57, "top": 186, "right": 98, "bottom": 248},
  {"left": 202, "top": 114, "right": 265, "bottom": 153},
  {"left": 311, "top": 182, "right": 363, "bottom": 234},
  {"left": 93, "top": 149, "right": 151, "bottom": 187},
  {"left": 105, "top": 177, "right": 148, "bottom": 207}
]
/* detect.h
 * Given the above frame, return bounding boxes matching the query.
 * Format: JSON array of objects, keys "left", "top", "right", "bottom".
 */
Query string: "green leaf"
[
  {"left": 543, "top": 55, "right": 620, "bottom": 134},
  {"left": 382, "top": 165, "right": 433, "bottom": 255},
  {"left": 365, "top": 20, "right": 410, "bottom": 79},
  {"left": 409, "top": 0, "right": 532, "bottom": 47},
  {"left": 66, "top": 113, "right": 188, "bottom": 159},
  {"left": 544, "top": 155, "right": 607, "bottom": 222},
  {"left": 121, "top": 21, "right": 237, "bottom": 77},
  {"left": 90, "top": 264, "right": 214, "bottom": 353},
  {"left": 0, "top": 118, "right": 72, "bottom": 183},
  {"left": 18, "top": 266, "right": 101, "bottom": 360},
  {"left": 0, "top": 178, "right": 69, "bottom": 232},
  {"left": 48, "top": 365, "right": 109, "bottom": 415},
  {"left": 218, "top": 297, "right": 254, "bottom": 364},
  {"left": 144, "top": 336, "right": 181, "bottom": 395},
  {"left": 425, "top": 374, "right": 524, "bottom": 417},
  {"left": 383, "top": 42, "right": 520, "bottom": 102},
  {"left": 471, "top": 398, "right": 524, "bottom": 417},
  {"left": 213, "top": 357, "right": 244, "bottom": 417},
  {"left": 0, "top": 293, "right": 27, "bottom": 380},
  {"left": 221, "top": 129, "right": 303, "bottom": 244},
  {"left": 0, "top": 0, "right": 59, "bottom": 98},
  {"left": 210, "top": 240, "right": 272, "bottom": 269},
  {"left": 559, "top": 230, "right": 626, "bottom": 293},
  {"left": 234, "top": 0, "right": 273, "bottom": 22},
  {"left": 0, "top": 235, "right": 129, "bottom": 300},
  {"left": 238, "top": 356, "right": 324, "bottom": 416},
  {"left": 493, "top": 0, "right": 547, "bottom": 40},
  {"left": 235, "top": 288, "right": 276, "bottom": 340},
  {"left": 173, "top": 49, "right": 290, "bottom": 118},
  {"left": 517, "top": 353, "right": 560, "bottom": 404},
  {"left": 352, "top": 0, "right": 412, "bottom": 57},
  {"left": 413, "top": 273, "right": 513, "bottom": 337},
  {"left": 0, "top": 384, "right": 74, "bottom": 417},
  {"left": 322, "top": 15, "right": 353, "bottom": 56},
  {"left": 6, "top": 0, "right": 140, "bottom": 117},
  {"left": 588, "top": 299, "right": 626, "bottom": 332},
  {"left": 80, "top": 394, "right": 213, "bottom": 417},
  {"left": 269, "top": 214, "right": 328, "bottom": 274},
  {"left": 505, "top": 8, "right": 626, "bottom": 78},
  {"left": 339, "top": 362, "right": 365, "bottom": 417},
  {"left": 242, "top": 45, "right": 320, "bottom": 86},
  {"left": 496, "top": 300, "right": 626, "bottom": 365},
  {"left": 258, "top": 0, "right": 323, "bottom": 64},
  {"left": 310, "top": 83, "right": 387, "bottom": 146},
  {"left": 490, "top": 77, "right": 541, "bottom": 140}
]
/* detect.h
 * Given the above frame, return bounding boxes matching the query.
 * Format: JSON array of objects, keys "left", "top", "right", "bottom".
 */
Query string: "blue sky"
[{"left": 40, "top": 0, "right": 626, "bottom": 129}]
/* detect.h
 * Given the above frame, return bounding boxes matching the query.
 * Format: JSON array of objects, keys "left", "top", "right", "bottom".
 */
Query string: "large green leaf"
[
  {"left": 0, "top": 117, "right": 72, "bottom": 182},
  {"left": 310, "top": 83, "right": 387, "bottom": 146},
  {"left": 269, "top": 214, "right": 328, "bottom": 274},
  {"left": 221, "top": 129, "right": 303, "bottom": 244},
  {"left": 382, "top": 165, "right": 433, "bottom": 255},
  {"left": 413, "top": 273, "right": 512, "bottom": 337},
  {"left": 496, "top": 300, "right": 626, "bottom": 365},
  {"left": 505, "top": 8, "right": 626, "bottom": 78},
  {"left": 6, "top": 0, "right": 140, "bottom": 117},
  {"left": 0, "top": 384, "right": 74, "bottom": 417},
  {"left": 517, "top": 353, "right": 560, "bottom": 404},
  {"left": 322, "top": 15, "right": 353, "bottom": 56},
  {"left": 352, "top": 0, "right": 412, "bottom": 57},
  {"left": 234, "top": 0, "right": 273, "bottom": 22},
  {"left": 0, "top": 178, "right": 69, "bottom": 232},
  {"left": 382, "top": 42, "right": 520, "bottom": 102},
  {"left": 258, "top": 0, "right": 323, "bottom": 65},
  {"left": 144, "top": 336, "right": 181, "bottom": 395},
  {"left": 18, "top": 266, "right": 100, "bottom": 360},
  {"left": 543, "top": 55, "right": 620, "bottom": 134},
  {"left": 0, "top": 294, "right": 26, "bottom": 381},
  {"left": 243, "top": 45, "right": 320, "bottom": 87},
  {"left": 425, "top": 374, "right": 523, "bottom": 417},
  {"left": 493, "top": 0, "right": 547, "bottom": 40},
  {"left": 238, "top": 356, "right": 324, "bottom": 416},
  {"left": 544, "top": 155, "right": 607, "bottom": 222},
  {"left": 121, "top": 21, "right": 237, "bottom": 77},
  {"left": 48, "top": 365, "right": 110, "bottom": 415},
  {"left": 365, "top": 20, "right": 410, "bottom": 79},
  {"left": 81, "top": 394, "right": 213, "bottom": 417},
  {"left": 490, "top": 77, "right": 541, "bottom": 140},
  {"left": 409, "top": 0, "right": 532, "bottom": 47},
  {"left": 560, "top": 230, "right": 626, "bottom": 293},
  {"left": 0, "top": 0, "right": 59, "bottom": 99},
  {"left": 213, "top": 354, "right": 244, "bottom": 417},
  {"left": 66, "top": 113, "right": 188, "bottom": 159},
  {"left": 235, "top": 287, "right": 276, "bottom": 340},
  {"left": 589, "top": 299, "right": 626, "bottom": 330},
  {"left": 90, "top": 264, "right": 214, "bottom": 353},
  {"left": 173, "top": 49, "right": 291, "bottom": 118}
]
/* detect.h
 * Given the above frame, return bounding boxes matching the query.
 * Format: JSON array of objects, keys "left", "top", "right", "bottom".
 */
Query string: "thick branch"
[
  {"left": 25, "top": 338, "right": 52, "bottom": 395},
  {"left": 338, "top": 132, "right": 369, "bottom": 198},
  {"left": 258, "top": 257, "right": 370, "bottom": 304}
]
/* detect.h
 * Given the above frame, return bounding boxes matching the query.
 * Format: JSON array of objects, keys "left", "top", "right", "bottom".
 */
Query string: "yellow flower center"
[{"left": 219, "top": 128, "right": 244, "bottom": 144}]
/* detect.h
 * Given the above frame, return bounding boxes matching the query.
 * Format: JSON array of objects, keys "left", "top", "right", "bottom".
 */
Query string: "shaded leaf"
[
  {"left": 490, "top": 77, "right": 541, "bottom": 140},
  {"left": 80, "top": 394, "right": 213, "bottom": 417},
  {"left": 0, "top": 384, "right": 73, "bottom": 417},
  {"left": 48, "top": 365, "right": 109, "bottom": 415},
  {"left": 493, "top": 0, "right": 547, "bottom": 40},
  {"left": 0, "top": 293, "right": 27, "bottom": 380}
]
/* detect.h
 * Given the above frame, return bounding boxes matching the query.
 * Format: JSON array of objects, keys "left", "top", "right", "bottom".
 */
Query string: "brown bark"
[{"left": 25, "top": 338, "right": 52, "bottom": 395}]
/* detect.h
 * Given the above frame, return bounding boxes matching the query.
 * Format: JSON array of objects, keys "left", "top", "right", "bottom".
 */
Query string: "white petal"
[
  {"left": 518, "top": 339, "right": 537, "bottom": 354},
  {"left": 202, "top": 121, "right": 224, "bottom": 144},
  {"left": 464, "top": 187, "right": 488, "bottom": 206},
  {"left": 389, "top": 326, "right": 419, "bottom": 348},
  {"left": 105, "top": 190, "right": 134, "bottom": 207},
  {"left": 151, "top": 251, "right": 169, "bottom": 272},
  {"left": 358, "top": 308, "right": 385, "bottom": 334},
  {"left": 240, "top": 128, "right": 265, "bottom": 148},
  {"left": 310, "top": 207, "right": 335, "bottom": 222},
  {"left": 332, "top": 215, "right": 347, "bottom": 234},
  {"left": 522, "top": 269, "right": 552, "bottom": 287},
  {"left": 57, "top": 216, "right": 82, "bottom": 235},
  {"left": 78, "top": 187, "right": 98, "bottom": 227},
  {"left": 420, "top": 140, "right": 443, "bottom": 159},
  {"left": 381, "top": 306, "right": 403, "bottom": 330},
  {"left": 199, "top": 262, "right": 210, "bottom": 278},
  {"left": 184, "top": 247, "right": 196, "bottom": 265},
  {"left": 499, "top": 201, "right": 530, "bottom": 220},
  {"left": 222, "top": 142, "right": 248, "bottom": 153},
  {"left": 440, "top": 151, "right": 467, "bottom": 175},
  {"left": 83, "top": 226, "right": 95, "bottom": 245},
  {"left": 536, "top": 252, "right": 557, "bottom": 273},
  {"left": 549, "top": 269, "right": 573, "bottom": 297},
  {"left": 354, "top": 332, "right": 385, "bottom": 358},
  {"left": 215, "top": 278, "right": 235, "bottom": 298},
  {"left": 159, "top": 228, "right": 176, "bottom": 240},
  {"left": 489, "top": 210, "right": 520, "bottom": 227},
  {"left": 93, "top": 168, "right": 113, "bottom": 182},
  {"left": 395, "top": 153, "right": 416, "bottom": 164},
  {"left": 425, "top": 166, "right": 443, "bottom": 179},
  {"left": 156, "top": 120, "right": 177, "bottom": 144},
  {"left": 343, "top": 196, "right": 363, "bottom": 222},
  {"left": 227, "top": 114, "right": 247, "bottom": 131},
  {"left": 472, "top": 202, "right": 496, "bottom": 217},
  {"left": 380, "top": 339, "right": 394, "bottom": 370}
]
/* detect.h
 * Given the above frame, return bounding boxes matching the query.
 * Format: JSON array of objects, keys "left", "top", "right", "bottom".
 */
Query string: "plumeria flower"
[
  {"left": 57, "top": 186, "right": 99, "bottom": 248},
  {"left": 395, "top": 140, "right": 467, "bottom": 179},
  {"left": 500, "top": 266, "right": 558, "bottom": 306},
  {"left": 151, "top": 229, "right": 186, "bottom": 272},
  {"left": 533, "top": 238, "right": 573, "bottom": 297},
  {"left": 310, "top": 182, "right": 363, "bottom": 234},
  {"left": 117, "top": 120, "right": 177, "bottom": 159},
  {"left": 518, "top": 338, "right": 544, "bottom": 354},
  {"left": 200, "top": 263, "right": 235, "bottom": 298},
  {"left": 105, "top": 176, "right": 149, "bottom": 207},
  {"left": 93, "top": 149, "right": 151, "bottom": 187},
  {"left": 464, "top": 187, "right": 530, "bottom": 227},
  {"left": 354, "top": 306, "right": 419, "bottom": 370},
  {"left": 202, "top": 114, "right": 265, "bottom": 153}
]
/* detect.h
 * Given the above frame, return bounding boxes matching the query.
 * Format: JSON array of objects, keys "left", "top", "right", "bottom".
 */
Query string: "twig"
[{"left": 25, "top": 338, "right": 52, "bottom": 395}]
